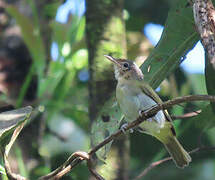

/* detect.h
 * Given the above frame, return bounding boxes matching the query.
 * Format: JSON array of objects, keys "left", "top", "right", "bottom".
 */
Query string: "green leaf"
[
  {"left": 71, "top": 49, "right": 88, "bottom": 70},
  {"left": 0, "top": 107, "right": 32, "bottom": 179},
  {"left": 15, "top": 146, "right": 29, "bottom": 178},
  {"left": 0, "top": 106, "right": 33, "bottom": 153},
  {"left": 51, "top": 16, "right": 85, "bottom": 56},
  {"left": 75, "top": 17, "right": 85, "bottom": 42},
  {"left": 0, "top": 164, "right": 6, "bottom": 175},
  {"left": 38, "top": 61, "right": 66, "bottom": 97},
  {"left": 91, "top": 96, "right": 123, "bottom": 160},
  {"left": 141, "top": 0, "right": 199, "bottom": 89},
  {"left": 188, "top": 74, "right": 207, "bottom": 95},
  {"left": 205, "top": 53, "right": 215, "bottom": 112},
  {"left": 194, "top": 105, "right": 215, "bottom": 130},
  {"left": 43, "top": 1, "right": 61, "bottom": 18}
]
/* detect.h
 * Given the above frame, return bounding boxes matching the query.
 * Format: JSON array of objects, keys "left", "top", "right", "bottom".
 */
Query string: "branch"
[
  {"left": 39, "top": 94, "right": 215, "bottom": 179},
  {"left": 134, "top": 146, "right": 215, "bottom": 180},
  {"left": 171, "top": 110, "right": 201, "bottom": 120}
]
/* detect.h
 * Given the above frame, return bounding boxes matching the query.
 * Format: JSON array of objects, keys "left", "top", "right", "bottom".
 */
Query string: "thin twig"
[
  {"left": 133, "top": 157, "right": 172, "bottom": 180},
  {"left": 87, "top": 159, "right": 105, "bottom": 180},
  {"left": 38, "top": 94, "right": 215, "bottom": 179},
  {"left": 53, "top": 158, "right": 83, "bottom": 180},
  {"left": 134, "top": 146, "right": 215, "bottom": 180},
  {"left": 171, "top": 110, "right": 201, "bottom": 120}
]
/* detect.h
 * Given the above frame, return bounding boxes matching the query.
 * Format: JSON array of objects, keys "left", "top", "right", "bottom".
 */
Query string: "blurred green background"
[{"left": 0, "top": 0, "right": 215, "bottom": 179}]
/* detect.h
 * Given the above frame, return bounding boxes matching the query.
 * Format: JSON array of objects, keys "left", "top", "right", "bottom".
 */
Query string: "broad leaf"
[
  {"left": 0, "top": 106, "right": 32, "bottom": 153},
  {"left": 194, "top": 105, "right": 215, "bottom": 130},
  {"left": 0, "top": 164, "right": 6, "bottom": 175},
  {"left": 0, "top": 107, "right": 32, "bottom": 179},
  {"left": 141, "top": 0, "right": 199, "bottom": 89},
  {"left": 91, "top": 96, "right": 123, "bottom": 160}
]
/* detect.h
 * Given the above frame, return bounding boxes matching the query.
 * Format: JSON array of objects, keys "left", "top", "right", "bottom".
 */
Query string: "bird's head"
[{"left": 104, "top": 55, "right": 143, "bottom": 81}]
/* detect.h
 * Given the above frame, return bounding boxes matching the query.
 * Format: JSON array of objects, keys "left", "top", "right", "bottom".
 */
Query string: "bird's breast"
[
  {"left": 116, "top": 82, "right": 165, "bottom": 129},
  {"left": 116, "top": 83, "right": 154, "bottom": 119}
]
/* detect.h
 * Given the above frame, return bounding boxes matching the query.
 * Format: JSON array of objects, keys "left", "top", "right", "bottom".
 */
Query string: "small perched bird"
[{"left": 104, "top": 55, "right": 191, "bottom": 168}]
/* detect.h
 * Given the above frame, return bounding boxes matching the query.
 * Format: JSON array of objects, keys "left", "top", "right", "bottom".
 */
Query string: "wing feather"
[{"left": 138, "top": 81, "right": 176, "bottom": 135}]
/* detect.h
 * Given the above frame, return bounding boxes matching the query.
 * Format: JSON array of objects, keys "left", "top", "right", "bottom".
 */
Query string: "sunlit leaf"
[
  {"left": 52, "top": 16, "right": 85, "bottom": 57},
  {"left": 75, "top": 17, "right": 85, "bottom": 41},
  {"left": 0, "top": 164, "right": 6, "bottom": 175},
  {"left": 67, "top": 16, "right": 83, "bottom": 44},
  {"left": 71, "top": 49, "right": 88, "bottom": 70},
  {"left": 38, "top": 61, "right": 66, "bottom": 97}
]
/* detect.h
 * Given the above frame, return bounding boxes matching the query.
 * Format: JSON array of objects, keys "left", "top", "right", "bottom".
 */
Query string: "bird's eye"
[{"left": 123, "top": 62, "right": 129, "bottom": 68}]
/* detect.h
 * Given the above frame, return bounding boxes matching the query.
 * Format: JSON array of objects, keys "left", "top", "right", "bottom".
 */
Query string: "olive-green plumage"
[{"left": 104, "top": 55, "right": 191, "bottom": 168}]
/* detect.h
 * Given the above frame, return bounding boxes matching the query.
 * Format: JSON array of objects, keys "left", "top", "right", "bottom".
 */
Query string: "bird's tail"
[{"left": 164, "top": 136, "right": 191, "bottom": 168}]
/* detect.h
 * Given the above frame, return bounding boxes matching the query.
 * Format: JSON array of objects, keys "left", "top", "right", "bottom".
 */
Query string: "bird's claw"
[
  {"left": 120, "top": 123, "right": 134, "bottom": 134},
  {"left": 139, "top": 110, "right": 143, "bottom": 117}
]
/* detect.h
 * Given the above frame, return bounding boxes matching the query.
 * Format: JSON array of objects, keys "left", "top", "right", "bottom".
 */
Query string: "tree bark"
[
  {"left": 86, "top": 0, "right": 129, "bottom": 179},
  {"left": 86, "top": 0, "right": 127, "bottom": 122},
  {"left": 193, "top": 0, "right": 215, "bottom": 112}
]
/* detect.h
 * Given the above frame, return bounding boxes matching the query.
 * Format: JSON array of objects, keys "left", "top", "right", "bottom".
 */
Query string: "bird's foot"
[
  {"left": 120, "top": 123, "right": 134, "bottom": 134},
  {"left": 139, "top": 110, "right": 143, "bottom": 117}
]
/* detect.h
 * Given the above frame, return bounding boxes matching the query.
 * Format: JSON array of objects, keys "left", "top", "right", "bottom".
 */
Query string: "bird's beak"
[{"left": 104, "top": 55, "right": 121, "bottom": 67}]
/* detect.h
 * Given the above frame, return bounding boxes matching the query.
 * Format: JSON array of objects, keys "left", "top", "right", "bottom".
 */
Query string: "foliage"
[{"left": 0, "top": 107, "right": 32, "bottom": 179}]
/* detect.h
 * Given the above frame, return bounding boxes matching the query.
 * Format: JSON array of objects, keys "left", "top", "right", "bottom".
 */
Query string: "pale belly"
[{"left": 116, "top": 83, "right": 165, "bottom": 133}]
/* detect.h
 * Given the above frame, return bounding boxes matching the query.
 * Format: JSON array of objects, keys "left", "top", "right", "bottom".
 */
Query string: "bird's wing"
[
  {"left": 139, "top": 81, "right": 176, "bottom": 135},
  {"left": 139, "top": 82, "right": 174, "bottom": 122},
  {"left": 139, "top": 82, "right": 162, "bottom": 104}
]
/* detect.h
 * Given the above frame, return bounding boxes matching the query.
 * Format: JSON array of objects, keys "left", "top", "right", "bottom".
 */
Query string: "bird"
[{"left": 104, "top": 55, "right": 191, "bottom": 168}]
